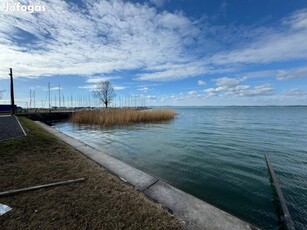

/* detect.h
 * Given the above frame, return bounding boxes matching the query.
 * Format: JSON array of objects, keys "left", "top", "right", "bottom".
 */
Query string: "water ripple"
[{"left": 53, "top": 107, "right": 307, "bottom": 229}]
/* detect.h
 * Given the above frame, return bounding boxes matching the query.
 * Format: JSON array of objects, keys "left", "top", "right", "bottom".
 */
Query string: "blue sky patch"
[{"left": 0, "top": 0, "right": 307, "bottom": 107}]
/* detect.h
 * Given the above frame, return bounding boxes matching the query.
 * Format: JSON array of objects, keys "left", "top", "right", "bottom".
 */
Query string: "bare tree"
[{"left": 93, "top": 81, "right": 116, "bottom": 108}]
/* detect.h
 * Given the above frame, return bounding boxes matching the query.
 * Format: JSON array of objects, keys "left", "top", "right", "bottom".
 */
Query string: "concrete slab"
[
  {"left": 74, "top": 143, "right": 158, "bottom": 191},
  {"left": 35, "top": 122, "right": 84, "bottom": 148},
  {"left": 35, "top": 121, "right": 257, "bottom": 230},
  {"left": 145, "top": 180, "right": 254, "bottom": 230},
  {"left": 35, "top": 121, "right": 157, "bottom": 191}
]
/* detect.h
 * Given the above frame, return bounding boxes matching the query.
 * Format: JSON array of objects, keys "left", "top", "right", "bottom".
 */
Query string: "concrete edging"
[
  {"left": 15, "top": 116, "right": 27, "bottom": 136},
  {"left": 35, "top": 121, "right": 256, "bottom": 230}
]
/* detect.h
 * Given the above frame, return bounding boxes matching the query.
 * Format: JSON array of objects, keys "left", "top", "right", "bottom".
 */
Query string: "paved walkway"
[{"left": 0, "top": 116, "right": 26, "bottom": 142}]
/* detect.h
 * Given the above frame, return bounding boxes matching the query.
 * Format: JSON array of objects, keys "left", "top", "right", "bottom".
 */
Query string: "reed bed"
[{"left": 71, "top": 108, "right": 176, "bottom": 126}]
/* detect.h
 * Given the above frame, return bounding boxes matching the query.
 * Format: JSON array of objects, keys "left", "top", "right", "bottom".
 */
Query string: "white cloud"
[
  {"left": 283, "top": 88, "right": 307, "bottom": 97},
  {"left": 49, "top": 86, "right": 63, "bottom": 91},
  {"left": 204, "top": 77, "right": 273, "bottom": 97},
  {"left": 79, "top": 84, "right": 126, "bottom": 91},
  {"left": 203, "top": 87, "right": 222, "bottom": 95},
  {"left": 78, "top": 85, "right": 96, "bottom": 90},
  {"left": 149, "top": 0, "right": 167, "bottom": 8},
  {"left": 218, "top": 67, "right": 307, "bottom": 81},
  {"left": 0, "top": 0, "right": 306, "bottom": 88},
  {"left": 188, "top": 90, "right": 197, "bottom": 95},
  {"left": 215, "top": 77, "right": 240, "bottom": 88},
  {"left": 86, "top": 76, "right": 121, "bottom": 83},
  {"left": 242, "top": 83, "right": 273, "bottom": 96},
  {"left": 277, "top": 67, "right": 307, "bottom": 80},
  {"left": 210, "top": 9, "right": 307, "bottom": 65},
  {"left": 198, "top": 80, "right": 206, "bottom": 86},
  {"left": 138, "top": 87, "right": 149, "bottom": 92},
  {"left": 146, "top": 95, "right": 157, "bottom": 99},
  {"left": 239, "top": 70, "right": 277, "bottom": 80},
  {"left": 283, "top": 9, "right": 307, "bottom": 30},
  {"left": 157, "top": 91, "right": 206, "bottom": 103},
  {"left": 136, "top": 63, "right": 207, "bottom": 81},
  {"left": 0, "top": 0, "right": 202, "bottom": 81},
  {"left": 114, "top": 86, "right": 126, "bottom": 90}
]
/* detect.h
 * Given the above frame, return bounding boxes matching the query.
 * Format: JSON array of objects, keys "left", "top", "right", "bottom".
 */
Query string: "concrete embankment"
[{"left": 35, "top": 121, "right": 257, "bottom": 230}]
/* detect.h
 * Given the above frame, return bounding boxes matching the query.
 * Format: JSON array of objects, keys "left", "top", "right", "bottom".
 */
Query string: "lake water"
[{"left": 52, "top": 107, "right": 307, "bottom": 229}]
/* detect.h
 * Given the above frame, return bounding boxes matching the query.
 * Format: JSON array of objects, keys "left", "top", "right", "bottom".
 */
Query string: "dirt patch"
[{"left": 0, "top": 117, "right": 183, "bottom": 229}]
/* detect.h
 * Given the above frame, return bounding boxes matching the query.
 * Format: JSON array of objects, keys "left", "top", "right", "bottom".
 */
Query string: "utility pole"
[
  {"left": 71, "top": 94, "right": 73, "bottom": 109},
  {"left": 58, "top": 85, "right": 61, "bottom": 109},
  {"left": 33, "top": 90, "right": 35, "bottom": 109},
  {"left": 48, "top": 82, "right": 51, "bottom": 112},
  {"left": 9, "top": 68, "right": 15, "bottom": 115},
  {"left": 89, "top": 94, "right": 91, "bottom": 108},
  {"left": 29, "top": 89, "right": 32, "bottom": 109}
]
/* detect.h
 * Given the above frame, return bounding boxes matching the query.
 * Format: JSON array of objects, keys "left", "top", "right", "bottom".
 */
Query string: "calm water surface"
[{"left": 53, "top": 107, "right": 307, "bottom": 229}]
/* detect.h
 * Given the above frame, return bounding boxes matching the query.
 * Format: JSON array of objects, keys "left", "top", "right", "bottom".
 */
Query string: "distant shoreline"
[{"left": 154, "top": 105, "right": 307, "bottom": 108}]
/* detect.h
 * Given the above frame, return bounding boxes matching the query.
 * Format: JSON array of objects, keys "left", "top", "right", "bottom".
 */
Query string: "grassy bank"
[
  {"left": 72, "top": 108, "right": 176, "bottom": 126},
  {"left": 0, "top": 117, "right": 182, "bottom": 229}
]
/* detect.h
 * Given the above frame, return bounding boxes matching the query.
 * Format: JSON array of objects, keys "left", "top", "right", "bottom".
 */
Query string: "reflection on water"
[{"left": 53, "top": 107, "right": 307, "bottom": 229}]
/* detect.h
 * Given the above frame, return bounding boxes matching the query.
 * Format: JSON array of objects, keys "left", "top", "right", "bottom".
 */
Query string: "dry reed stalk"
[{"left": 71, "top": 108, "right": 176, "bottom": 126}]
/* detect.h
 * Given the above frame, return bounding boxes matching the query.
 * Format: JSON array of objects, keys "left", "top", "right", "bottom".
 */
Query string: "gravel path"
[{"left": 0, "top": 116, "right": 26, "bottom": 141}]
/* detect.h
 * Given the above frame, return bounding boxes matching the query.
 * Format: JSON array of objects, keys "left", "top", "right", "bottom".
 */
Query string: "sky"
[{"left": 0, "top": 0, "right": 307, "bottom": 107}]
